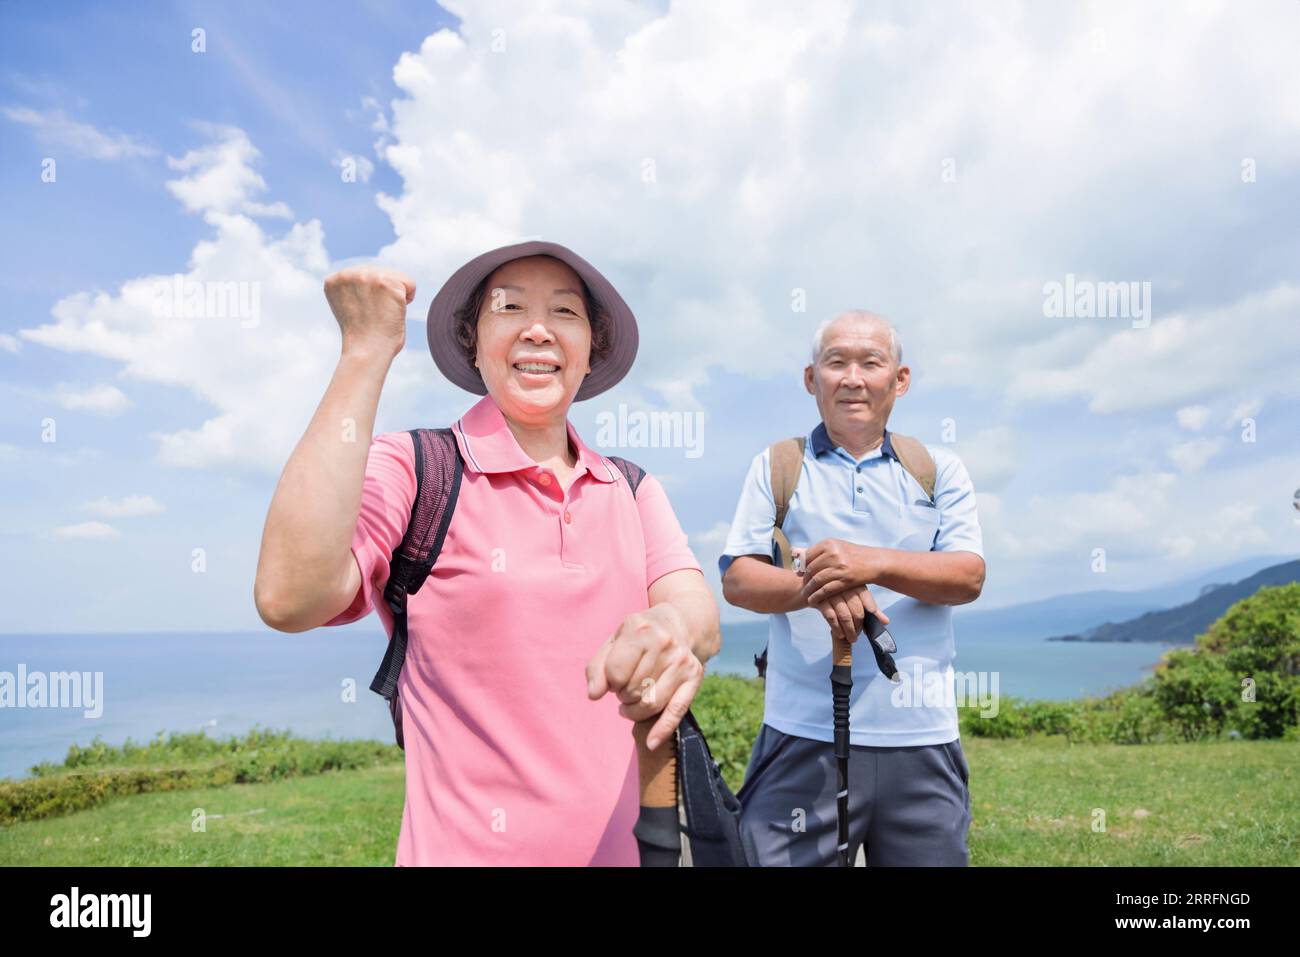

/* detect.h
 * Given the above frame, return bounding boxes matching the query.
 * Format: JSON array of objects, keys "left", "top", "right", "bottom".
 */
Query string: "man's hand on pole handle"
[
  {"left": 324, "top": 265, "right": 415, "bottom": 359},
  {"left": 794, "top": 547, "right": 897, "bottom": 680}
]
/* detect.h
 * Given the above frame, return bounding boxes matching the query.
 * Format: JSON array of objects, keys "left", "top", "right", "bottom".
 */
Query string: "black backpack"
[{"left": 366, "top": 428, "right": 750, "bottom": 866}]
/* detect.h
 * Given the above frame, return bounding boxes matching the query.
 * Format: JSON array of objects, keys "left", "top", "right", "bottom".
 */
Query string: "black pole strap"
[{"left": 864, "top": 616, "right": 901, "bottom": 682}]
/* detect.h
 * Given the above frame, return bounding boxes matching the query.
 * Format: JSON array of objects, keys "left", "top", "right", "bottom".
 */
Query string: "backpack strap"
[
  {"left": 752, "top": 437, "right": 806, "bottom": 680},
  {"left": 769, "top": 437, "right": 805, "bottom": 572},
  {"left": 887, "top": 431, "right": 937, "bottom": 503},
  {"left": 369, "top": 428, "right": 463, "bottom": 749},
  {"left": 606, "top": 455, "right": 645, "bottom": 496}
]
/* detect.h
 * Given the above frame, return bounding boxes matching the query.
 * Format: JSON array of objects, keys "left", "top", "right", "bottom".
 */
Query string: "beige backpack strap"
[
  {"left": 888, "top": 432, "right": 937, "bottom": 503},
  {"left": 769, "top": 437, "right": 805, "bottom": 570}
]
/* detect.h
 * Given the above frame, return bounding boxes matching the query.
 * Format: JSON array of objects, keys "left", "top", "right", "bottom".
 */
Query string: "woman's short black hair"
[{"left": 452, "top": 258, "right": 612, "bottom": 380}]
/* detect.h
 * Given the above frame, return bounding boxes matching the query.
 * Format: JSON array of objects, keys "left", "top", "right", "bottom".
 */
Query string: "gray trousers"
[{"left": 736, "top": 723, "right": 972, "bottom": 866}]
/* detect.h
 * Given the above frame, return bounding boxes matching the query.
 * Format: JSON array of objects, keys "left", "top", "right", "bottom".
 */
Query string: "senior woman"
[{"left": 254, "top": 241, "right": 719, "bottom": 866}]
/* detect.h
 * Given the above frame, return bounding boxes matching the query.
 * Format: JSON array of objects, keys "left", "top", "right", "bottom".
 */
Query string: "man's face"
[
  {"left": 804, "top": 318, "right": 909, "bottom": 436},
  {"left": 474, "top": 255, "right": 593, "bottom": 424}
]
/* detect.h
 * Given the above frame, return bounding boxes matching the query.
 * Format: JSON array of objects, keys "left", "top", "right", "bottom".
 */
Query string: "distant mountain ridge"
[
  {"left": 1048, "top": 559, "right": 1300, "bottom": 644},
  {"left": 950, "top": 554, "right": 1294, "bottom": 644}
]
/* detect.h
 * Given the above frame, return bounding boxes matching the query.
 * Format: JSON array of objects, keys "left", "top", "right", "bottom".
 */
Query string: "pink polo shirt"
[{"left": 324, "top": 393, "right": 703, "bottom": 866}]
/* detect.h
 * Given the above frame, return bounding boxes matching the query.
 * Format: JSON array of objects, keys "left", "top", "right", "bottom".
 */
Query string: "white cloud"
[
  {"left": 56, "top": 383, "right": 131, "bottom": 416},
  {"left": 364, "top": 0, "right": 1300, "bottom": 410},
  {"left": 19, "top": 124, "right": 449, "bottom": 473},
  {"left": 949, "top": 426, "right": 1018, "bottom": 494},
  {"left": 164, "top": 123, "right": 293, "bottom": 220},
  {"left": 80, "top": 495, "right": 165, "bottom": 517},
  {"left": 53, "top": 521, "right": 120, "bottom": 540},
  {"left": 1228, "top": 399, "right": 1263, "bottom": 425},
  {"left": 1166, "top": 437, "right": 1224, "bottom": 474},
  {"left": 1198, "top": 501, "right": 1270, "bottom": 553},
  {"left": 1176, "top": 405, "right": 1210, "bottom": 430},
  {"left": 360, "top": 95, "right": 389, "bottom": 136},
  {"left": 2, "top": 106, "right": 157, "bottom": 159},
  {"left": 23, "top": 4, "right": 1300, "bottom": 448},
  {"left": 1006, "top": 284, "right": 1300, "bottom": 413},
  {"left": 982, "top": 447, "right": 1293, "bottom": 567},
  {"left": 690, "top": 520, "right": 731, "bottom": 554},
  {"left": 690, "top": 519, "right": 747, "bottom": 622},
  {"left": 0, "top": 333, "right": 20, "bottom": 353},
  {"left": 13, "top": 0, "right": 1300, "bottom": 597},
  {"left": 1160, "top": 534, "right": 1198, "bottom": 560}
]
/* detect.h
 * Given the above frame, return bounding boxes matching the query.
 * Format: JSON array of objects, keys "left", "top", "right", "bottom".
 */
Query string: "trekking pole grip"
[
  {"left": 831, "top": 635, "right": 853, "bottom": 749},
  {"left": 832, "top": 634, "right": 853, "bottom": 669},
  {"left": 633, "top": 717, "right": 677, "bottom": 807},
  {"left": 633, "top": 716, "right": 681, "bottom": 866}
]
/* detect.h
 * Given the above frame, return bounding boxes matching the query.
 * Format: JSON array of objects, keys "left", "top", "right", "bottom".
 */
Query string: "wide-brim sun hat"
[{"left": 427, "top": 240, "right": 639, "bottom": 402}]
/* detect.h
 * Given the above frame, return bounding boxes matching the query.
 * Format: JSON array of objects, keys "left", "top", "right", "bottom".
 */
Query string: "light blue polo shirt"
[{"left": 719, "top": 422, "right": 984, "bottom": 747}]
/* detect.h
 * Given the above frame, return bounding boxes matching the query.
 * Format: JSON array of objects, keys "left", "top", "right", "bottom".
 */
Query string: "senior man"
[{"left": 719, "top": 310, "right": 985, "bottom": 866}]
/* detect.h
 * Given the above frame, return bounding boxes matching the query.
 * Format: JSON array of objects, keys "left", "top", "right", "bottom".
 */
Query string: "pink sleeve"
[
  {"left": 323, "top": 431, "right": 417, "bottom": 627},
  {"left": 634, "top": 472, "right": 703, "bottom": 590}
]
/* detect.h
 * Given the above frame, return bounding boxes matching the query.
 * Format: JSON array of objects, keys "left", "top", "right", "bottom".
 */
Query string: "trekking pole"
[
  {"left": 793, "top": 546, "right": 853, "bottom": 868},
  {"left": 633, "top": 717, "right": 681, "bottom": 866},
  {"left": 830, "top": 631, "right": 853, "bottom": 867}
]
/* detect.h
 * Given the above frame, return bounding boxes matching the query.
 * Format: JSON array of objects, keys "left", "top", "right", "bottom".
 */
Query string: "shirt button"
[
  {"left": 563, "top": 511, "right": 572, "bottom": 524},
  {"left": 538, "top": 473, "right": 552, "bottom": 486},
  {"left": 856, "top": 486, "right": 863, "bottom": 493}
]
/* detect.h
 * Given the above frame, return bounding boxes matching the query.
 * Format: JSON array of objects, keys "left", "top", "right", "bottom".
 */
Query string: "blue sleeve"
[{"left": 930, "top": 446, "right": 984, "bottom": 559}]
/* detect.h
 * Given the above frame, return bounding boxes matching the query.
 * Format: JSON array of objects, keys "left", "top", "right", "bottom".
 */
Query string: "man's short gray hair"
[{"left": 810, "top": 310, "right": 902, "bottom": 366}]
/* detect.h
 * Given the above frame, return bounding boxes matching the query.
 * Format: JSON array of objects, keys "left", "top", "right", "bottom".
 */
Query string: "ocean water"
[
  {"left": 711, "top": 619, "right": 1176, "bottom": 698},
  {"left": 0, "top": 621, "right": 1174, "bottom": 781}
]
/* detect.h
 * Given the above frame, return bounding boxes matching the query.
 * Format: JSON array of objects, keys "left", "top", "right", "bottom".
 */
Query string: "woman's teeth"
[{"left": 514, "top": 363, "right": 560, "bottom": 373}]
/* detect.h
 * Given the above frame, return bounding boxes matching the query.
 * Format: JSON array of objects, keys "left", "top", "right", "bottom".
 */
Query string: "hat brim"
[{"left": 426, "top": 240, "right": 639, "bottom": 402}]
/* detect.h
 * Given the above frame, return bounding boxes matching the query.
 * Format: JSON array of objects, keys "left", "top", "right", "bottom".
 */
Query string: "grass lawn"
[
  {"left": 0, "top": 764, "right": 403, "bottom": 866},
  {"left": 3, "top": 736, "right": 1296, "bottom": 866},
  {"left": 964, "top": 736, "right": 1300, "bottom": 866}
]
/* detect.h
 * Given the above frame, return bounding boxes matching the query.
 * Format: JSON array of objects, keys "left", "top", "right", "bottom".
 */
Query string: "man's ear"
[
  {"left": 804, "top": 364, "right": 815, "bottom": 395},
  {"left": 895, "top": 364, "right": 910, "bottom": 398}
]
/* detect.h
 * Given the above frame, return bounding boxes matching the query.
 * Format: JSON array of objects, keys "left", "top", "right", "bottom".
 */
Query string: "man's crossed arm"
[{"left": 721, "top": 542, "right": 984, "bottom": 645}]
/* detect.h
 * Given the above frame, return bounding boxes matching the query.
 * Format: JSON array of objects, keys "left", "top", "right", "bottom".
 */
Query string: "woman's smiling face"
[{"left": 474, "top": 255, "right": 593, "bottom": 425}]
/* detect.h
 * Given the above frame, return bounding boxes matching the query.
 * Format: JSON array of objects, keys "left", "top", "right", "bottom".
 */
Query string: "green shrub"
[
  {"left": 2, "top": 727, "right": 400, "bottom": 826},
  {"left": 690, "top": 673, "right": 764, "bottom": 791},
  {"left": 956, "top": 584, "right": 1300, "bottom": 745},
  {"left": 1152, "top": 583, "right": 1300, "bottom": 741}
]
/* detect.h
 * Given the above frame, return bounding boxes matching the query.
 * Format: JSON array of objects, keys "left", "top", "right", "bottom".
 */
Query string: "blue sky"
[{"left": 3, "top": 0, "right": 1299, "bottom": 633}]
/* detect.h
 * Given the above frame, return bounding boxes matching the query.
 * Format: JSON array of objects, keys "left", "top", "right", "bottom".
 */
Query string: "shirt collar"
[
  {"left": 452, "top": 393, "right": 619, "bottom": 483},
  {"left": 809, "top": 421, "right": 898, "bottom": 463}
]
